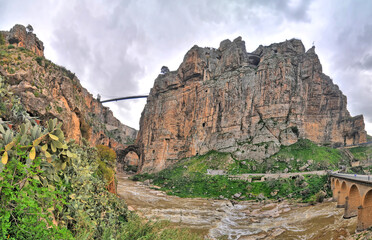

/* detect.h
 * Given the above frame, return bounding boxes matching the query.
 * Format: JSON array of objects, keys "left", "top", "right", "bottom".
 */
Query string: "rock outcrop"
[
  {"left": 0, "top": 25, "right": 137, "bottom": 150},
  {"left": 1, "top": 24, "right": 44, "bottom": 56},
  {"left": 137, "top": 37, "right": 367, "bottom": 172}
]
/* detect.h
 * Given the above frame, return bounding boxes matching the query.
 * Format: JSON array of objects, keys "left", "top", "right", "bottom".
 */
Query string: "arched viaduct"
[{"left": 331, "top": 173, "right": 372, "bottom": 231}]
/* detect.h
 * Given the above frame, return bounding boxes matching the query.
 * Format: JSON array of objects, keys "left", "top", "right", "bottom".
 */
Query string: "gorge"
[{"left": 1, "top": 24, "right": 371, "bottom": 239}]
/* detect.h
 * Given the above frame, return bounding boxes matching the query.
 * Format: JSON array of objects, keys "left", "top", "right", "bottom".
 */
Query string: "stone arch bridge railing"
[{"left": 331, "top": 173, "right": 372, "bottom": 231}]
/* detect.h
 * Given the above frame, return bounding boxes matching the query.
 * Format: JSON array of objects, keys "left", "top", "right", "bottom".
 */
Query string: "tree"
[
  {"left": 161, "top": 66, "right": 169, "bottom": 74},
  {"left": 26, "top": 24, "right": 33, "bottom": 33}
]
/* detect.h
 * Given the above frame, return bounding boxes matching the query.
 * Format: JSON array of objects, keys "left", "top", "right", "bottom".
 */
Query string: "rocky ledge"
[{"left": 136, "top": 37, "right": 367, "bottom": 172}]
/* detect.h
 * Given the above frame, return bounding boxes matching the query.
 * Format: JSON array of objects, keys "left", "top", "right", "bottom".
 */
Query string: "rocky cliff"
[
  {"left": 0, "top": 24, "right": 44, "bottom": 57},
  {"left": 137, "top": 37, "right": 367, "bottom": 172},
  {"left": 0, "top": 25, "right": 137, "bottom": 149}
]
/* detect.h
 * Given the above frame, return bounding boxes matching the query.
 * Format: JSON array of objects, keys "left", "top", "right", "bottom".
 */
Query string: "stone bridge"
[
  {"left": 117, "top": 145, "right": 142, "bottom": 171},
  {"left": 331, "top": 173, "right": 372, "bottom": 231}
]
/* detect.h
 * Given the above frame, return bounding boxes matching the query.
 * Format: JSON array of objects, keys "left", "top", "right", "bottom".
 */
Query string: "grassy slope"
[
  {"left": 349, "top": 146, "right": 372, "bottom": 161},
  {"left": 134, "top": 140, "right": 336, "bottom": 202},
  {"left": 229, "top": 139, "right": 345, "bottom": 174},
  {"left": 179, "top": 139, "right": 345, "bottom": 175}
]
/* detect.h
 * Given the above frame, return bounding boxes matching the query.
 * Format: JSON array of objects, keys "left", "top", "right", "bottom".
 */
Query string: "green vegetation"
[
  {"left": 0, "top": 34, "right": 5, "bottom": 45},
  {"left": 80, "top": 119, "right": 91, "bottom": 140},
  {"left": 96, "top": 145, "right": 116, "bottom": 185},
  {"left": 133, "top": 139, "right": 342, "bottom": 203},
  {"left": 367, "top": 134, "right": 372, "bottom": 142},
  {"left": 134, "top": 167, "right": 329, "bottom": 203},
  {"left": 56, "top": 106, "right": 63, "bottom": 113},
  {"left": 275, "top": 139, "right": 342, "bottom": 164},
  {"left": 176, "top": 150, "right": 232, "bottom": 173},
  {"left": 33, "top": 90, "right": 40, "bottom": 97},
  {"left": 7, "top": 67, "right": 15, "bottom": 74},
  {"left": 349, "top": 146, "right": 372, "bottom": 161},
  {"left": 7, "top": 45, "right": 15, "bottom": 49},
  {"left": 0, "top": 151, "right": 73, "bottom": 239},
  {"left": 230, "top": 139, "right": 345, "bottom": 174},
  {"left": 0, "top": 118, "right": 202, "bottom": 239},
  {"left": 35, "top": 56, "right": 43, "bottom": 66}
]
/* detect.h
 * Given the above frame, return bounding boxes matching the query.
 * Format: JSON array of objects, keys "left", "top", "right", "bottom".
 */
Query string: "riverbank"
[
  {"left": 131, "top": 143, "right": 349, "bottom": 202},
  {"left": 117, "top": 173, "right": 357, "bottom": 239},
  {"left": 132, "top": 164, "right": 330, "bottom": 203}
]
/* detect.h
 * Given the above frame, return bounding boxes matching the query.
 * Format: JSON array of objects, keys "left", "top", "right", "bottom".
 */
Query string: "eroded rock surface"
[
  {"left": 137, "top": 37, "right": 367, "bottom": 172},
  {"left": 1, "top": 24, "right": 44, "bottom": 56},
  {"left": 0, "top": 25, "right": 137, "bottom": 150}
]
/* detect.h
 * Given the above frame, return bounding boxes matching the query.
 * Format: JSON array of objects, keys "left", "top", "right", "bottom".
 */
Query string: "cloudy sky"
[{"left": 0, "top": 0, "right": 371, "bottom": 134}]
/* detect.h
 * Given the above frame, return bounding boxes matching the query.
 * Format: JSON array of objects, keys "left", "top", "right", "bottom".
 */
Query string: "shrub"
[
  {"left": 96, "top": 145, "right": 117, "bottom": 184},
  {"left": 7, "top": 67, "right": 15, "bottom": 74},
  {"left": 0, "top": 34, "right": 5, "bottom": 45},
  {"left": 56, "top": 106, "right": 63, "bottom": 113},
  {"left": 80, "top": 119, "right": 91, "bottom": 140},
  {"left": 0, "top": 120, "right": 74, "bottom": 239},
  {"left": 0, "top": 155, "right": 74, "bottom": 239},
  {"left": 7, "top": 45, "right": 15, "bottom": 49},
  {"left": 96, "top": 145, "right": 117, "bottom": 166},
  {"left": 33, "top": 90, "right": 40, "bottom": 97},
  {"left": 35, "top": 56, "right": 43, "bottom": 66}
]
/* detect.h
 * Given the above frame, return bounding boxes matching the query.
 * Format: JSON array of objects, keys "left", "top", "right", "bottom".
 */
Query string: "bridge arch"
[
  {"left": 337, "top": 181, "right": 348, "bottom": 208},
  {"left": 335, "top": 179, "right": 340, "bottom": 191},
  {"left": 117, "top": 145, "right": 142, "bottom": 172},
  {"left": 344, "top": 184, "right": 361, "bottom": 218},
  {"left": 362, "top": 189, "right": 372, "bottom": 208},
  {"left": 332, "top": 173, "right": 372, "bottom": 231},
  {"left": 358, "top": 189, "right": 372, "bottom": 231}
]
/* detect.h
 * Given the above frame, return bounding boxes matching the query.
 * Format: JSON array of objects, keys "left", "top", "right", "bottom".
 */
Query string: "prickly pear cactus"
[{"left": 0, "top": 118, "right": 77, "bottom": 173}]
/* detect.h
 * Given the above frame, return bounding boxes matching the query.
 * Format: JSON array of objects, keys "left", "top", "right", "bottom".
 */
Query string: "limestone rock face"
[
  {"left": 1, "top": 24, "right": 44, "bottom": 56},
  {"left": 0, "top": 25, "right": 137, "bottom": 150},
  {"left": 137, "top": 37, "right": 367, "bottom": 172}
]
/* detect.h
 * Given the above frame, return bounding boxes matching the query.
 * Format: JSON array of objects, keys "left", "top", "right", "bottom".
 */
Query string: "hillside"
[
  {"left": 0, "top": 24, "right": 136, "bottom": 150},
  {"left": 137, "top": 37, "right": 367, "bottom": 172},
  {"left": 134, "top": 139, "right": 336, "bottom": 202}
]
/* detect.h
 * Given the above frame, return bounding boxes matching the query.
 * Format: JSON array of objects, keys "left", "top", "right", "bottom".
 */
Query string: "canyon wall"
[
  {"left": 137, "top": 37, "right": 367, "bottom": 172},
  {"left": 0, "top": 25, "right": 137, "bottom": 150}
]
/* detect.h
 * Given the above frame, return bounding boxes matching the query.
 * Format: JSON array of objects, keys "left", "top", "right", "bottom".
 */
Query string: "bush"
[
  {"left": 7, "top": 45, "right": 15, "bottom": 49},
  {"left": 35, "top": 56, "right": 43, "bottom": 66},
  {"left": 0, "top": 149, "right": 73, "bottom": 239},
  {"left": 0, "top": 119, "right": 128, "bottom": 239},
  {"left": 96, "top": 145, "right": 117, "bottom": 167},
  {"left": 80, "top": 119, "right": 91, "bottom": 140},
  {"left": 0, "top": 34, "right": 5, "bottom": 45},
  {"left": 96, "top": 145, "right": 117, "bottom": 188}
]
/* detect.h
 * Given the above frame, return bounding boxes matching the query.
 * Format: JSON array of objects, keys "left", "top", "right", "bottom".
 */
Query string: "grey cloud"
[
  {"left": 358, "top": 24, "right": 372, "bottom": 44},
  {"left": 50, "top": 0, "right": 144, "bottom": 103},
  {"left": 248, "top": 0, "right": 312, "bottom": 21},
  {"left": 1, "top": 0, "right": 371, "bottom": 132},
  {"left": 361, "top": 54, "right": 372, "bottom": 69}
]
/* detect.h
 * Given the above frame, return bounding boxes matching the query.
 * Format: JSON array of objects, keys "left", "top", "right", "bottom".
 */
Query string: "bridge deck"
[{"left": 331, "top": 172, "right": 372, "bottom": 184}]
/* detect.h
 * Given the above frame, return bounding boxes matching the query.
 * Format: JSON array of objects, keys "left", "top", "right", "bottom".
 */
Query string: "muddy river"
[{"left": 117, "top": 173, "right": 357, "bottom": 239}]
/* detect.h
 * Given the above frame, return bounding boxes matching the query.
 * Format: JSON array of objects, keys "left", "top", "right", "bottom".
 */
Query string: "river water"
[{"left": 117, "top": 173, "right": 357, "bottom": 240}]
